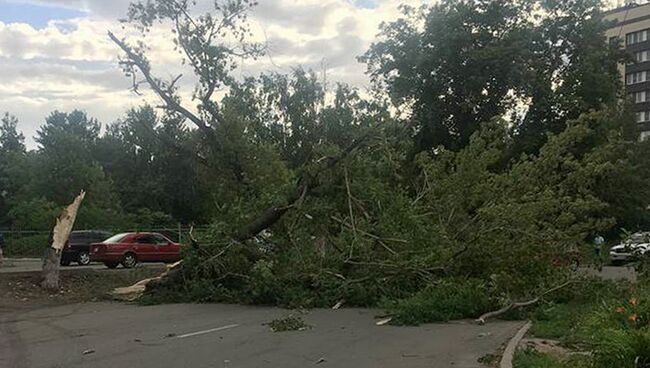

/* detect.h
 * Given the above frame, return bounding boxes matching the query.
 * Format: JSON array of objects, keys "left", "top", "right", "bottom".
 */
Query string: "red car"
[{"left": 90, "top": 232, "right": 182, "bottom": 269}]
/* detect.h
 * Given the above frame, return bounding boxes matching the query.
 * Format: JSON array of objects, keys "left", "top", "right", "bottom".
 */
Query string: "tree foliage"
[{"left": 361, "top": 0, "right": 624, "bottom": 154}]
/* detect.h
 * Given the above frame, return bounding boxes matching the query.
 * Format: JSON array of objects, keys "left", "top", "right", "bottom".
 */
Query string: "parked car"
[
  {"left": 90, "top": 232, "right": 182, "bottom": 269},
  {"left": 61, "top": 230, "right": 113, "bottom": 266},
  {"left": 609, "top": 232, "right": 650, "bottom": 265}
]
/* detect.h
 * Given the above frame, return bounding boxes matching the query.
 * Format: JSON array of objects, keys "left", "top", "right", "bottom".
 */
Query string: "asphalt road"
[
  {"left": 1, "top": 302, "right": 524, "bottom": 368},
  {"left": 0, "top": 258, "right": 166, "bottom": 273},
  {"left": 582, "top": 265, "right": 637, "bottom": 282}
]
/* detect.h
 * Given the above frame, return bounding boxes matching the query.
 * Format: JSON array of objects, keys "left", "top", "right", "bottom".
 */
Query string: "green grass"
[
  {"left": 528, "top": 278, "right": 636, "bottom": 344},
  {"left": 521, "top": 279, "right": 650, "bottom": 368},
  {"left": 514, "top": 349, "right": 590, "bottom": 368},
  {"left": 529, "top": 303, "right": 590, "bottom": 347}
]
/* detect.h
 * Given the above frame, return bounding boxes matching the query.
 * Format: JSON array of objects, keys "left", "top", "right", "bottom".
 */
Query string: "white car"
[{"left": 610, "top": 232, "right": 650, "bottom": 264}]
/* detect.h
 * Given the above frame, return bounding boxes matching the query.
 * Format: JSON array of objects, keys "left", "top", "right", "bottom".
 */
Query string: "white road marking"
[{"left": 176, "top": 324, "right": 240, "bottom": 339}]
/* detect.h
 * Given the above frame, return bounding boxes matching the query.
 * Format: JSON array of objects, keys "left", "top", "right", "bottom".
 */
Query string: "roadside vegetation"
[
  {"left": 0, "top": 267, "right": 164, "bottom": 307},
  {"left": 514, "top": 349, "right": 590, "bottom": 368},
  {"left": 507, "top": 274, "right": 650, "bottom": 368}
]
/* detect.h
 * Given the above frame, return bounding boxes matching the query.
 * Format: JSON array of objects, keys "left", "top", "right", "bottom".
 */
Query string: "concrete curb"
[{"left": 500, "top": 321, "right": 532, "bottom": 368}]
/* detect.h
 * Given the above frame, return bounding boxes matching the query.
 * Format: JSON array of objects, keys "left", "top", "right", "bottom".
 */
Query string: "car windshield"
[{"left": 101, "top": 233, "right": 128, "bottom": 243}]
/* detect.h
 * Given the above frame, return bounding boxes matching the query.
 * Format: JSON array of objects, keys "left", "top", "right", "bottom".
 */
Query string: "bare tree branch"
[
  {"left": 476, "top": 281, "right": 573, "bottom": 325},
  {"left": 108, "top": 31, "right": 217, "bottom": 142}
]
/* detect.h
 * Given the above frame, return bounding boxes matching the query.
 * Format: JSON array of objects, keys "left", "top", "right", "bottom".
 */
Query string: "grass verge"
[
  {"left": 0, "top": 267, "right": 165, "bottom": 308},
  {"left": 513, "top": 349, "right": 590, "bottom": 368}
]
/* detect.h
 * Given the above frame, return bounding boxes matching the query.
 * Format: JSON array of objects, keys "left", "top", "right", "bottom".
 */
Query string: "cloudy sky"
[
  {"left": 0, "top": 0, "right": 627, "bottom": 149},
  {"left": 0, "top": 0, "right": 432, "bottom": 148}
]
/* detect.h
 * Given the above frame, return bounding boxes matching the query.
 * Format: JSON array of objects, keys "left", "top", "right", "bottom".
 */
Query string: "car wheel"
[
  {"left": 104, "top": 262, "right": 119, "bottom": 269},
  {"left": 121, "top": 253, "right": 137, "bottom": 269},
  {"left": 77, "top": 251, "right": 91, "bottom": 266},
  {"left": 61, "top": 259, "right": 71, "bottom": 266}
]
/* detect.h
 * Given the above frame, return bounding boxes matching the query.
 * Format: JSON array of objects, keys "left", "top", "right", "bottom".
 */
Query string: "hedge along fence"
[
  {"left": 3, "top": 231, "right": 50, "bottom": 258},
  {"left": 0, "top": 225, "right": 211, "bottom": 258}
]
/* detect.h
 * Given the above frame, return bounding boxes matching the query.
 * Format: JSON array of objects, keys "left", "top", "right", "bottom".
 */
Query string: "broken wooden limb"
[
  {"left": 41, "top": 191, "right": 86, "bottom": 291},
  {"left": 475, "top": 281, "right": 572, "bottom": 325},
  {"left": 112, "top": 261, "right": 183, "bottom": 301}
]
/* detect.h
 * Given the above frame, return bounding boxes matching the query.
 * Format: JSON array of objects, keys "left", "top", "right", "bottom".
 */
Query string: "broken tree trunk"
[
  {"left": 41, "top": 191, "right": 86, "bottom": 291},
  {"left": 475, "top": 281, "right": 572, "bottom": 325}
]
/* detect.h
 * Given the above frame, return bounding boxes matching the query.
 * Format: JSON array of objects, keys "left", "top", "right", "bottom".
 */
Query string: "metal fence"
[{"left": 0, "top": 225, "right": 211, "bottom": 257}]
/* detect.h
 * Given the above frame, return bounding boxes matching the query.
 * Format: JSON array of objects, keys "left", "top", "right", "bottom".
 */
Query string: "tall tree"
[
  {"left": 97, "top": 106, "right": 209, "bottom": 223},
  {"left": 512, "top": 0, "right": 626, "bottom": 154},
  {"left": 0, "top": 113, "right": 26, "bottom": 226},
  {"left": 33, "top": 110, "right": 119, "bottom": 221},
  {"left": 361, "top": 0, "right": 624, "bottom": 154},
  {"left": 361, "top": 0, "right": 535, "bottom": 152}
]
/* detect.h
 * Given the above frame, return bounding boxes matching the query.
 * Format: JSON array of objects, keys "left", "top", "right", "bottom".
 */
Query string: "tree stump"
[{"left": 41, "top": 247, "right": 61, "bottom": 291}]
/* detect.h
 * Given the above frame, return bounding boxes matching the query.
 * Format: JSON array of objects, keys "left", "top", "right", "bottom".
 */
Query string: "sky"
[
  {"left": 0, "top": 0, "right": 626, "bottom": 149},
  {"left": 0, "top": 0, "right": 429, "bottom": 149}
]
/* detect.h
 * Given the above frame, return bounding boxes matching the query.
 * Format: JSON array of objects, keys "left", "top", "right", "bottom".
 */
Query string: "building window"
[
  {"left": 634, "top": 91, "right": 649, "bottom": 103},
  {"left": 627, "top": 30, "right": 649, "bottom": 45},
  {"left": 634, "top": 50, "right": 650, "bottom": 63},
  {"left": 640, "top": 131, "right": 650, "bottom": 141},
  {"left": 627, "top": 71, "right": 648, "bottom": 85},
  {"left": 636, "top": 111, "right": 650, "bottom": 123}
]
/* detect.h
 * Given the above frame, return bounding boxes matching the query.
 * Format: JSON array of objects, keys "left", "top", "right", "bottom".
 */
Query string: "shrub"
[
  {"left": 585, "top": 294, "right": 650, "bottom": 367},
  {"left": 4, "top": 233, "right": 49, "bottom": 257},
  {"left": 383, "top": 278, "right": 497, "bottom": 325}
]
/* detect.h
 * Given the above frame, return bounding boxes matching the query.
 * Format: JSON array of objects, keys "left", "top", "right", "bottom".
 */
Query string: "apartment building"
[{"left": 605, "top": 1, "right": 650, "bottom": 139}]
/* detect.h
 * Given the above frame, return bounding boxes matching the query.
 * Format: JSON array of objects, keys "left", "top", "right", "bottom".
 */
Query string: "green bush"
[
  {"left": 584, "top": 292, "right": 650, "bottom": 367},
  {"left": 383, "top": 278, "right": 497, "bottom": 325},
  {"left": 527, "top": 280, "right": 650, "bottom": 368}
]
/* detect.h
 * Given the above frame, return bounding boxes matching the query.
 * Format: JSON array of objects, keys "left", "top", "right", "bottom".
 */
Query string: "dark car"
[
  {"left": 90, "top": 232, "right": 182, "bottom": 269},
  {"left": 61, "top": 230, "right": 113, "bottom": 266}
]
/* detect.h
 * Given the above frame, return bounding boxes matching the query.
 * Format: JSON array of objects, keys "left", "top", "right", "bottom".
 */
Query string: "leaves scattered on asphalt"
[{"left": 267, "top": 315, "right": 310, "bottom": 332}]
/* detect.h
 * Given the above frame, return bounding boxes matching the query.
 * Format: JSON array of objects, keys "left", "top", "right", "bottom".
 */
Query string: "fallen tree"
[
  {"left": 113, "top": 134, "right": 369, "bottom": 298},
  {"left": 105, "top": 0, "right": 646, "bottom": 324}
]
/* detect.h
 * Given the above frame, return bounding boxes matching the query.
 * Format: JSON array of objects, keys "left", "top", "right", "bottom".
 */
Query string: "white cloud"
[{"left": 0, "top": 0, "right": 425, "bottom": 149}]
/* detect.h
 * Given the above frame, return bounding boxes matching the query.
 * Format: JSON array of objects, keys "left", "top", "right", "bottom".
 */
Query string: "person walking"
[{"left": 594, "top": 234, "right": 605, "bottom": 271}]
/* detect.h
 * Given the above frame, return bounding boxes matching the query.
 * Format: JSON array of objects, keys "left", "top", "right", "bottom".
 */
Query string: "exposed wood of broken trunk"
[{"left": 41, "top": 191, "right": 86, "bottom": 291}]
